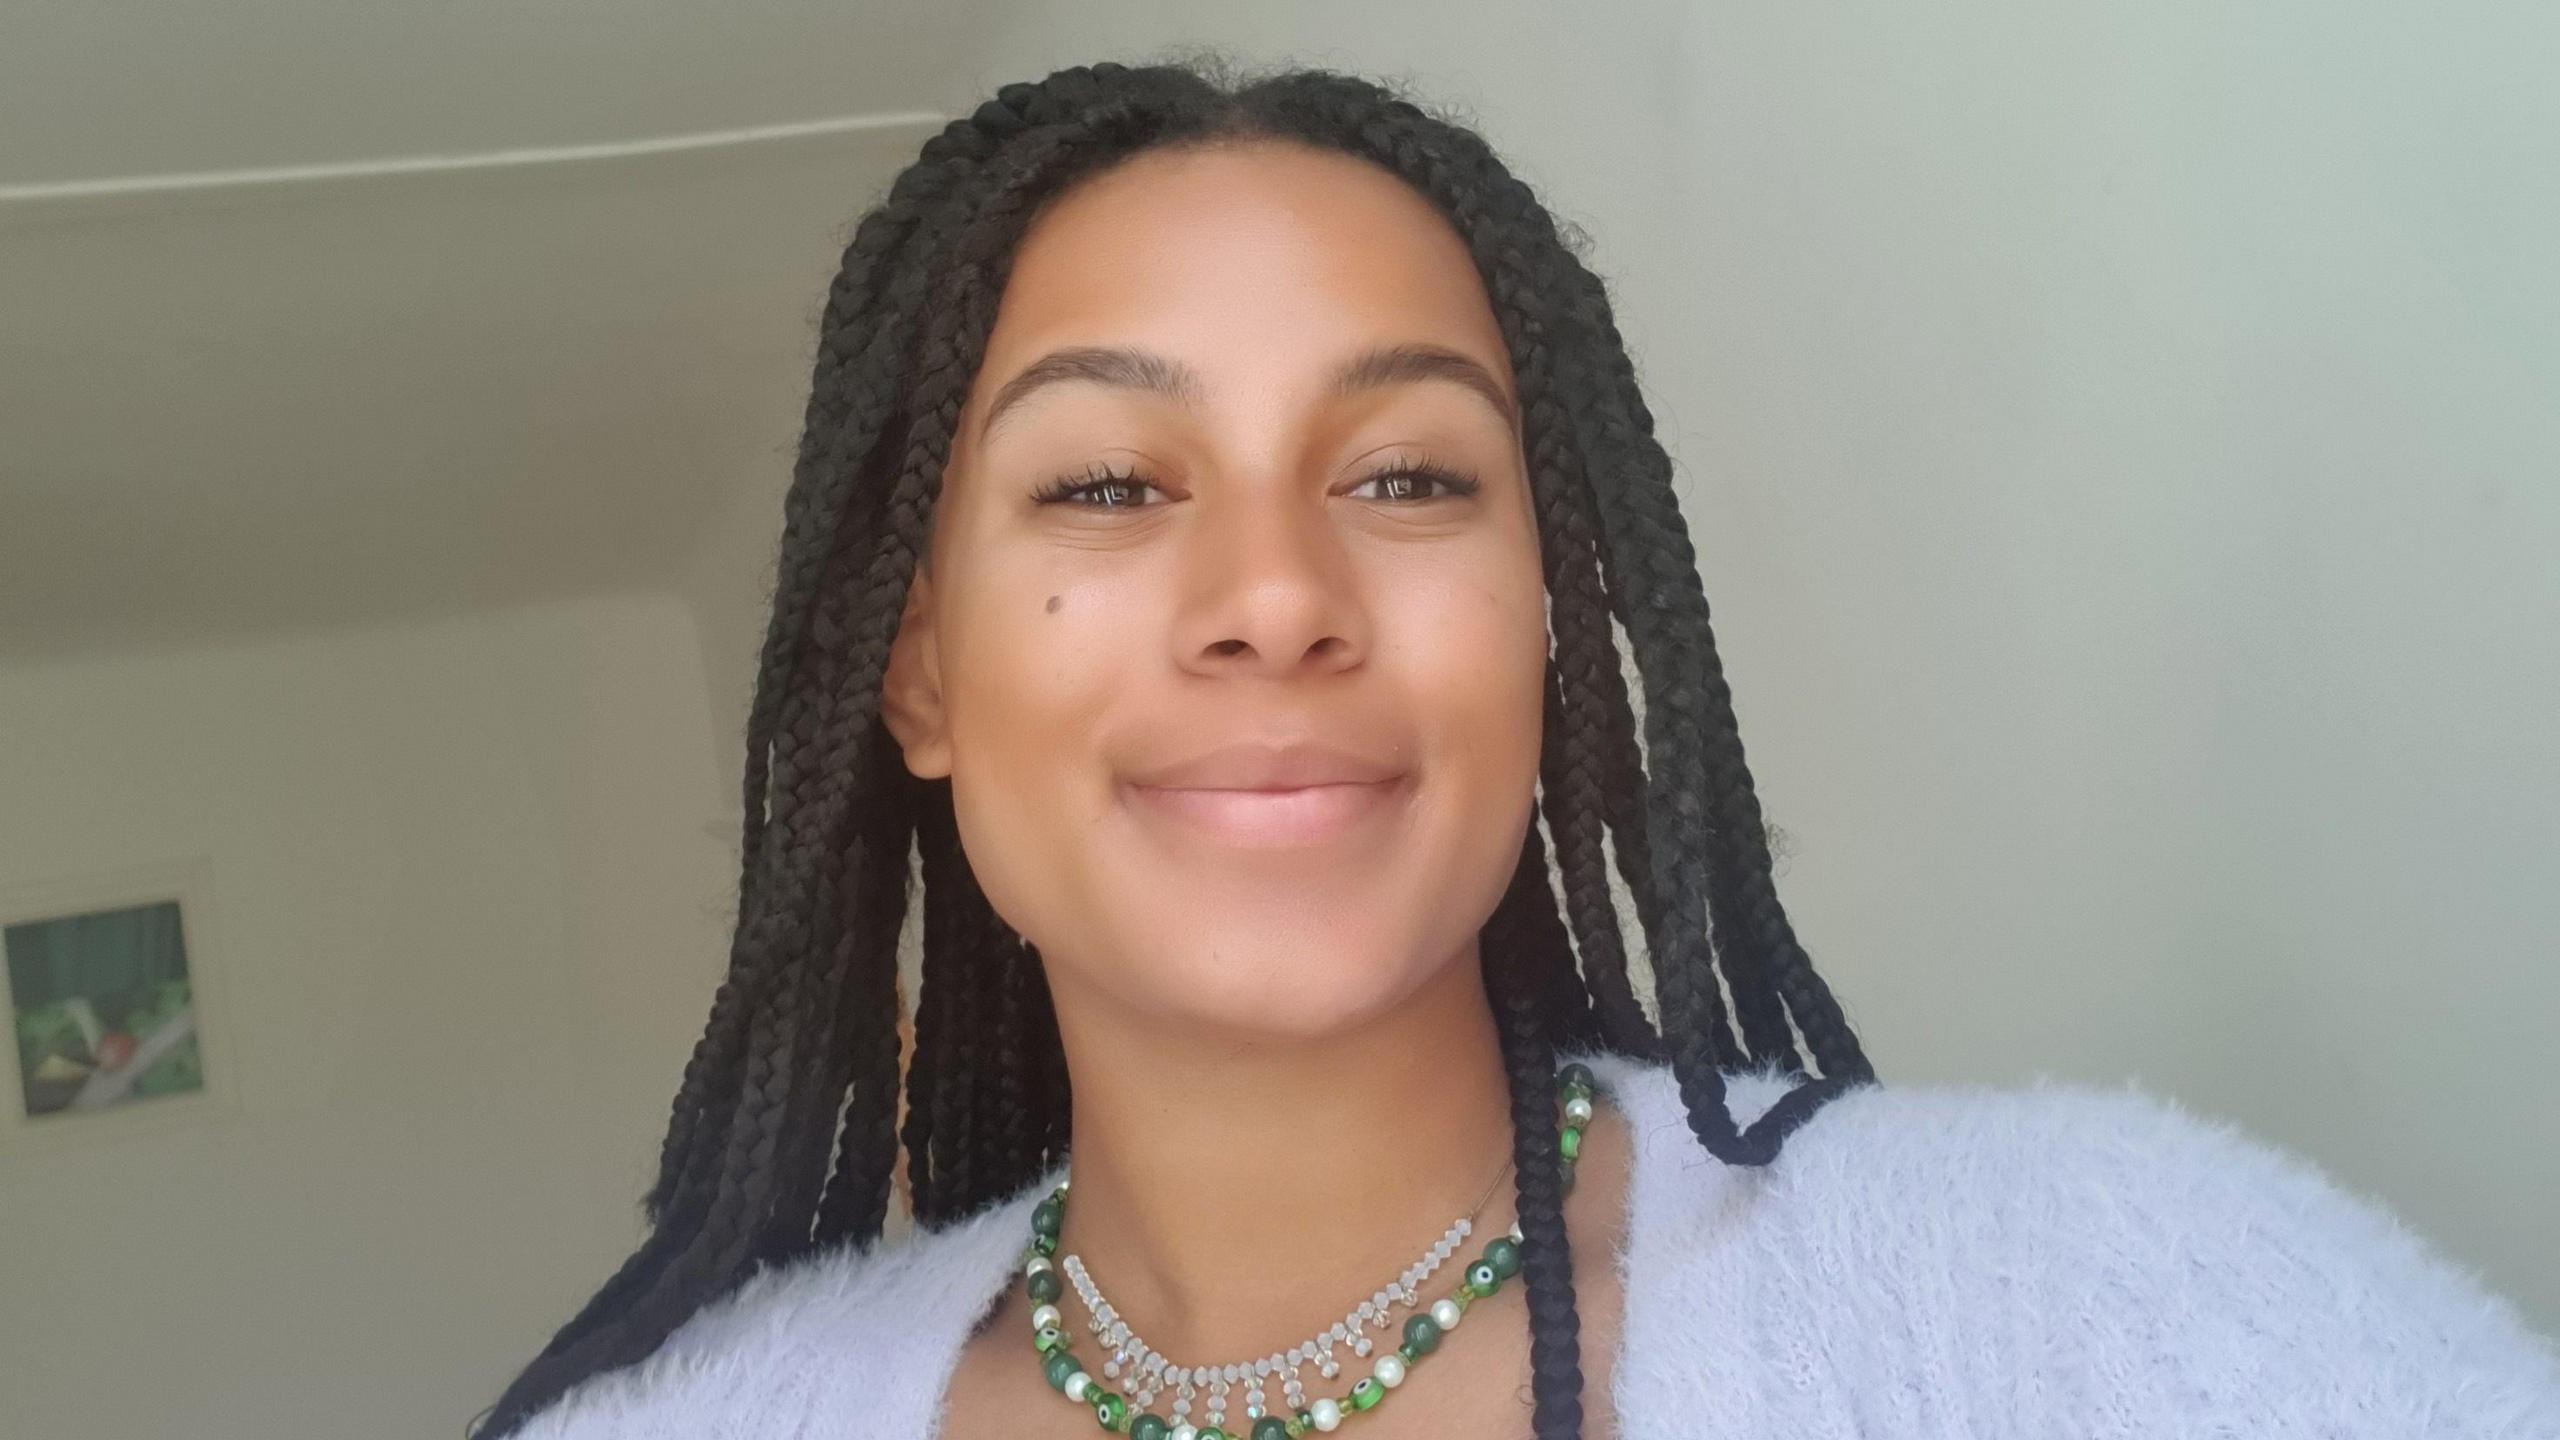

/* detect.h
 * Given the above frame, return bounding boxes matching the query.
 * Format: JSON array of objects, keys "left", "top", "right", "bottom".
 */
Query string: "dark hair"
[{"left": 470, "top": 53, "right": 1875, "bottom": 1440}]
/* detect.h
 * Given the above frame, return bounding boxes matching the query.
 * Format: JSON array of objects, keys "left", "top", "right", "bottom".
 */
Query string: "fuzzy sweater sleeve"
[{"left": 1664, "top": 1074, "right": 2560, "bottom": 1437}]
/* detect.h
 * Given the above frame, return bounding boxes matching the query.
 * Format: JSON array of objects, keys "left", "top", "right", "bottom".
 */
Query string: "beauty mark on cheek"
[{"left": 1045, "top": 594, "right": 1063, "bottom": 615}]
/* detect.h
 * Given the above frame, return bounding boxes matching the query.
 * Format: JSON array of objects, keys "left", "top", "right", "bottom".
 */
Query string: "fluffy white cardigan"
[{"left": 510, "top": 1048, "right": 2560, "bottom": 1437}]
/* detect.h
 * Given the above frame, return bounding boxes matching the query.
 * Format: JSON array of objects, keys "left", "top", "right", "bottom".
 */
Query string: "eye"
[
  {"left": 1345, "top": 459, "right": 1483, "bottom": 503},
  {"left": 1030, "top": 460, "right": 1168, "bottom": 509}
]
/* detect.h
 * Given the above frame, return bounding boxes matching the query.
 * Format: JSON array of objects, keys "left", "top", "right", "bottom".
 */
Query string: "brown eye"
[
  {"left": 1031, "top": 462, "right": 1168, "bottom": 508},
  {"left": 1346, "top": 461, "right": 1483, "bottom": 502}
]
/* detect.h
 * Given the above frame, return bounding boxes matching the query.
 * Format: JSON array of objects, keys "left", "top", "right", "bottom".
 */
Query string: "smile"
[{"left": 1120, "top": 777, "right": 1408, "bottom": 849}]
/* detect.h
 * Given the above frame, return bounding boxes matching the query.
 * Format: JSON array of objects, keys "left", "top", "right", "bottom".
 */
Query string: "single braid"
[
  {"left": 912, "top": 782, "right": 981, "bottom": 1220},
  {"left": 978, "top": 907, "right": 1055, "bottom": 1205},
  {"left": 1482, "top": 820, "right": 1586, "bottom": 1440}
]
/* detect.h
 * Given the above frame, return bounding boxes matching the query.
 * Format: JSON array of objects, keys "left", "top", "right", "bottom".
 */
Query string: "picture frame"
[{"left": 0, "top": 856, "right": 240, "bottom": 1154}]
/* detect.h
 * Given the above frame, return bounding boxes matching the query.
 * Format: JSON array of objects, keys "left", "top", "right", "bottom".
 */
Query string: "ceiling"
[{"left": 0, "top": 3, "right": 1003, "bottom": 660}]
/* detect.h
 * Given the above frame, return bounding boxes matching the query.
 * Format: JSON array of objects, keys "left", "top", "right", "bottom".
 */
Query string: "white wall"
[
  {"left": 0, "top": 593, "right": 735, "bottom": 1439},
  {"left": 678, "top": 453, "right": 795, "bottom": 813},
  {"left": 959, "top": 1, "right": 2560, "bottom": 1327}
]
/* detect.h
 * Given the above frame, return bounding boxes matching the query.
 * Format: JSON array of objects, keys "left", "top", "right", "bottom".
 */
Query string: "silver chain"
[{"left": 1056, "top": 1152, "right": 1516, "bottom": 1432}]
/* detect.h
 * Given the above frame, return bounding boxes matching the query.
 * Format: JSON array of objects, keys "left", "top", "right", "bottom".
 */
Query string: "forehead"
[{"left": 976, "top": 140, "right": 1511, "bottom": 386}]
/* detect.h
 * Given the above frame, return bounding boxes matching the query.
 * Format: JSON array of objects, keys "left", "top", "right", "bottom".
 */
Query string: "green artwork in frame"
[{"left": 5, "top": 898, "right": 206, "bottom": 1119}]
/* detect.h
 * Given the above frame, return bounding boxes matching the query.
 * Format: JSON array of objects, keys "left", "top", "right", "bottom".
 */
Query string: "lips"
[
  {"left": 1121, "top": 740, "right": 1410, "bottom": 848},
  {"left": 1124, "top": 739, "right": 1405, "bottom": 790}
]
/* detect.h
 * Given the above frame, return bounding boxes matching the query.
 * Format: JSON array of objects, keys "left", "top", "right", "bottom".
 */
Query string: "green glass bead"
[
  {"left": 1027, "top": 1268, "right": 1062, "bottom": 1304},
  {"left": 1199, "top": 1429, "right": 1228, "bottom": 1440},
  {"left": 1484, "top": 1236, "right": 1522, "bottom": 1279},
  {"left": 1349, "top": 1379, "right": 1385, "bottom": 1412},
  {"left": 1558, "top": 1061, "right": 1595, "bottom": 1090},
  {"left": 1033, "top": 1194, "right": 1066, "bottom": 1236},
  {"left": 1035, "top": 1325, "right": 1065, "bottom": 1353},
  {"left": 1397, "top": 1341, "right": 1418, "bottom": 1363},
  {"left": 1131, "top": 1416, "right": 1170, "bottom": 1440},
  {"left": 1465, "top": 1260, "right": 1499, "bottom": 1295},
  {"left": 1558, "top": 1125, "right": 1582, "bottom": 1160},
  {"left": 1044, "top": 1349, "right": 1080, "bottom": 1391},
  {"left": 1295, "top": 1409, "right": 1316, "bottom": 1432},
  {"left": 1252, "top": 1419, "right": 1291, "bottom": 1440},
  {"left": 1401, "top": 1313, "right": 1442, "bottom": 1356},
  {"left": 1035, "top": 1232, "right": 1058, "bottom": 1257},
  {"left": 1092, "top": 1391, "right": 1127, "bottom": 1428}
]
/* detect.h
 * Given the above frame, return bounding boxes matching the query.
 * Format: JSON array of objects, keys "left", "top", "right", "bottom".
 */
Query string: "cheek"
[
  {"left": 1372, "top": 536, "right": 1549, "bottom": 969},
  {"left": 940, "top": 575, "right": 1128, "bottom": 785},
  {"left": 932, "top": 558, "right": 1157, "bottom": 937},
  {"left": 1385, "top": 542, "right": 1549, "bottom": 774}
]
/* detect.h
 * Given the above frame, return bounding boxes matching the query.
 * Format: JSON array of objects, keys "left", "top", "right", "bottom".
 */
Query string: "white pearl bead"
[
  {"left": 1374, "top": 1353, "right": 1407, "bottom": 1388},
  {"left": 1030, "top": 1303, "right": 1060, "bottom": 1331},
  {"left": 1064, "top": 1372, "right": 1091, "bottom": 1402},
  {"left": 1026, "top": 1255, "right": 1053, "bottom": 1275},
  {"left": 1432, "top": 1298, "right": 1463, "bottom": 1331},
  {"left": 1565, "top": 1095, "right": 1594, "bottom": 1124},
  {"left": 1170, "top": 1426, "right": 1196, "bottom": 1440},
  {"left": 1311, "top": 1398, "right": 1344, "bottom": 1431}
]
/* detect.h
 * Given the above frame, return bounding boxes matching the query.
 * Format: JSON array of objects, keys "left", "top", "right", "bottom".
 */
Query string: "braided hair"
[{"left": 469, "top": 56, "right": 1876, "bottom": 1440}]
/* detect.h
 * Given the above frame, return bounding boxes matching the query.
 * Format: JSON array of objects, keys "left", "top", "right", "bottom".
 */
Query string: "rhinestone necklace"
[
  {"left": 1018, "top": 1060, "right": 1600, "bottom": 1439},
  {"left": 1061, "top": 1149, "right": 1509, "bottom": 1429}
]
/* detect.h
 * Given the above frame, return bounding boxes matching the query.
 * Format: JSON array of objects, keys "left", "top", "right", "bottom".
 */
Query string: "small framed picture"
[{"left": 1, "top": 857, "right": 234, "bottom": 1147}]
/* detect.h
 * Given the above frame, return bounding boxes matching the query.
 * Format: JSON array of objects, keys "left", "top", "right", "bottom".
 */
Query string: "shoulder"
[
  {"left": 506, "top": 1170, "right": 1051, "bottom": 1439},
  {"left": 1592, "top": 1052, "right": 2560, "bottom": 1435}
]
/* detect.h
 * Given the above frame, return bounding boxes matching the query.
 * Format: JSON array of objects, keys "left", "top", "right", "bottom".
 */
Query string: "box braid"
[
  {"left": 468, "top": 58, "right": 1875, "bottom": 1440},
  {"left": 1482, "top": 814, "right": 1598, "bottom": 1438}
]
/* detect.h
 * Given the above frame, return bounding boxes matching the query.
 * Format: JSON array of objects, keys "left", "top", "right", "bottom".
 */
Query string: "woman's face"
[{"left": 882, "top": 139, "right": 1548, "bottom": 1042}]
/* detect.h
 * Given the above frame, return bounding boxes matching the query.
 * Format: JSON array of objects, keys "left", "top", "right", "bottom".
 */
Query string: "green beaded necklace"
[{"left": 1018, "top": 1060, "right": 1601, "bottom": 1439}]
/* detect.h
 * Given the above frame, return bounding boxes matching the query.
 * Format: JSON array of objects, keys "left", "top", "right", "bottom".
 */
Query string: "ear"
[{"left": 880, "top": 564, "right": 954, "bottom": 780}]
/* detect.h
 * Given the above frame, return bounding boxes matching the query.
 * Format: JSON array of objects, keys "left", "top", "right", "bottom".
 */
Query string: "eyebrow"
[{"left": 975, "top": 341, "right": 1519, "bottom": 443}]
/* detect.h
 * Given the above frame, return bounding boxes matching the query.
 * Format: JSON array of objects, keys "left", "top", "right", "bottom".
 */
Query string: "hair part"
[{"left": 470, "top": 55, "right": 1874, "bottom": 1440}]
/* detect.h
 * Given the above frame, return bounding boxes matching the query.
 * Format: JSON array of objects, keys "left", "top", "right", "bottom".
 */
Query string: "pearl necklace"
[
  {"left": 1019, "top": 1061, "right": 1601, "bottom": 1440},
  {"left": 1060, "top": 1153, "right": 1510, "bottom": 1429}
]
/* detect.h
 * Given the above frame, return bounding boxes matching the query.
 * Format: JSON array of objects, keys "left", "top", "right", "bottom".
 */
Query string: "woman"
[{"left": 473, "top": 59, "right": 2559, "bottom": 1438}]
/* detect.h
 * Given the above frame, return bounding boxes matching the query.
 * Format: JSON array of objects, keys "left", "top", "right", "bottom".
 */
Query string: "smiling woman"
[
  {"left": 881, "top": 139, "right": 1551, "bottom": 1046},
  {"left": 472, "top": 57, "right": 2560, "bottom": 1440}
]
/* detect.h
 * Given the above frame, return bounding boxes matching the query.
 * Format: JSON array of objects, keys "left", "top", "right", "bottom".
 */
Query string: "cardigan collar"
[{"left": 852, "top": 1047, "right": 1802, "bottom": 1439}]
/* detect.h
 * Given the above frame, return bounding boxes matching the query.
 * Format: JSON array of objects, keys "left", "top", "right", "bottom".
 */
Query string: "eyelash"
[{"left": 1028, "top": 458, "right": 1483, "bottom": 509}]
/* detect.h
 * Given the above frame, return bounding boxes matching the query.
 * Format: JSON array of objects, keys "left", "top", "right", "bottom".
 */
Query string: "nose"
[{"left": 1171, "top": 488, "right": 1370, "bottom": 680}]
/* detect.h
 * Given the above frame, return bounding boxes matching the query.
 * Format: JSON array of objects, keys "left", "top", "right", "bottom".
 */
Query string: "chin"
[{"left": 1119, "top": 921, "right": 1442, "bottom": 1043}]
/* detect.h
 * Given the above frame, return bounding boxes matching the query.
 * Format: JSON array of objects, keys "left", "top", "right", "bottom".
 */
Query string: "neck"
[{"left": 1043, "top": 944, "right": 1520, "bottom": 1364}]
